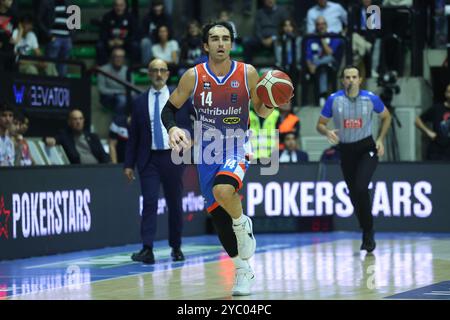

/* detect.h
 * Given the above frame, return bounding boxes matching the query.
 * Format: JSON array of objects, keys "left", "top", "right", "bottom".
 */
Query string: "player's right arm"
[{"left": 161, "top": 68, "right": 195, "bottom": 152}]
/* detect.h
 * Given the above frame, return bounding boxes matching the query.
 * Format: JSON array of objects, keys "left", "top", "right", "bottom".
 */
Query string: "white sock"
[
  {"left": 232, "top": 213, "right": 246, "bottom": 226},
  {"left": 232, "top": 256, "right": 250, "bottom": 270}
]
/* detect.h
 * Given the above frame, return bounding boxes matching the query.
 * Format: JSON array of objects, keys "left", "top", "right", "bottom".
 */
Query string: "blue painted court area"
[
  {"left": 387, "top": 281, "right": 450, "bottom": 300},
  {"left": 1, "top": 232, "right": 449, "bottom": 299}
]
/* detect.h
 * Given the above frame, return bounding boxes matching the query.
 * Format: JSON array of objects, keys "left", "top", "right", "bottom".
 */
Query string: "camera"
[{"left": 377, "top": 70, "right": 400, "bottom": 107}]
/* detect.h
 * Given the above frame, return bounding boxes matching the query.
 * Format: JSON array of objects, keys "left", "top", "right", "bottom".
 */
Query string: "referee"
[{"left": 316, "top": 66, "right": 392, "bottom": 252}]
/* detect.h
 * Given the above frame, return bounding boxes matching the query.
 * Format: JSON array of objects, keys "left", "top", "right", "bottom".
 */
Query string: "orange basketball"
[{"left": 256, "top": 70, "right": 294, "bottom": 108}]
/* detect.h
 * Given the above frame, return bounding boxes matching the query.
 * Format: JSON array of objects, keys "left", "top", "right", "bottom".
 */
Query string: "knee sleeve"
[{"left": 210, "top": 206, "right": 238, "bottom": 258}]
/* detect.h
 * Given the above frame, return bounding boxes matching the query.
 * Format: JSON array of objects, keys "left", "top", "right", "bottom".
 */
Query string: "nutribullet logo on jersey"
[
  {"left": 9, "top": 189, "right": 92, "bottom": 239},
  {"left": 0, "top": 196, "right": 11, "bottom": 239}
]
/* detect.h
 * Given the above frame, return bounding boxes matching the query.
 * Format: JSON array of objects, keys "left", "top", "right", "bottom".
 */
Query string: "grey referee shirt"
[{"left": 320, "top": 90, "right": 385, "bottom": 143}]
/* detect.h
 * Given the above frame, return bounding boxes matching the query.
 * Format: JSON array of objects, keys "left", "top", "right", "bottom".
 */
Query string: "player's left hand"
[{"left": 376, "top": 139, "right": 384, "bottom": 157}]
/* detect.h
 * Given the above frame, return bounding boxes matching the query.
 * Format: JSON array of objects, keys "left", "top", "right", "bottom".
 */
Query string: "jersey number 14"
[{"left": 200, "top": 91, "right": 213, "bottom": 107}]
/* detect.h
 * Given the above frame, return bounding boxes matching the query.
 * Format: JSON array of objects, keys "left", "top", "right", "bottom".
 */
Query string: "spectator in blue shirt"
[
  {"left": 306, "top": 0, "right": 347, "bottom": 34},
  {"left": 305, "top": 16, "right": 343, "bottom": 106}
]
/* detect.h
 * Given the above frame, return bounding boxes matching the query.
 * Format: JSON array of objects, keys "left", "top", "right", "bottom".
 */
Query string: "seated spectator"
[
  {"left": 179, "top": 20, "right": 204, "bottom": 72},
  {"left": 305, "top": 16, "right": 343, "bottom": 107},
  {"left": 98, "top": 47, "right": 128, "bottom": 117},
  {"left": 108, "top": 113, "right": 130, "bottom": 164},
  {"left": 151, "top": 25, "right": 179, "bottom": 74},
  {"left": 44, "top": 109, "right": 111, "bottom": 164},
  {"left": 243, "top": 0, "right": 289, "bottom": 64},
  {"left": 276, "top": 101, "right": 300, "bottom": 150},
  {"left": 140, "top": 0, "right": 173, "bottom": 65},
  {"left": 0, "top": 0, "right": 17, "bottom": 71},
  {"left": 279, "top": 132, "right": 309, "bottom": 163},
  {"left": 11, "top": 14, "right": 57, "bottom": 76},
  {"left": 0, "top": 104, "right": 15, "bottom": 167},
  {"left": 415, "top": 84, "right": 450, "bottom": 161},
  {"left": 306, "top": 0, "right": 347, "bottom": 34},
  {"left": 274, "top": 18, "right": 302, "bottom": 100},
  {"left": 36, "top": 0, "right": 73, "bottom": 77},
  {"left": 96, "top": 0, "right": 139, "bottom": 66},
  {"left": 11, "top": 113, "right": 33, "bottom": 166},
  {"left": 320, "top": 145, "right": 341, "bottom": 162}
]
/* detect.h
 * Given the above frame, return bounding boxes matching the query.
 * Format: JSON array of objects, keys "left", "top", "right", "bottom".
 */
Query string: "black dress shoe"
[
  {"left": 171, "top": 248, "right": 185, "bottom": 262},
  {"left": 360, "top": 230, "right": 376, "bottom": 253},
  {"left": 131, "top": 248, "right": 155, "bottom": 264}
]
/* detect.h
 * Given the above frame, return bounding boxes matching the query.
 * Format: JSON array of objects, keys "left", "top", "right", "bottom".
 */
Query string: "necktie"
[{"left": 153, "top": 91, "right": 164, "bottom": 149}]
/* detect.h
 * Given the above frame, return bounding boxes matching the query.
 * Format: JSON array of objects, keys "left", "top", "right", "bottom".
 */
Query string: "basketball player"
[
  {"left": 161, "top": 21, "right": 280, "bottom": 295},
  {"left": 316, "top": 65, "right": 392, "bottom": 253}
]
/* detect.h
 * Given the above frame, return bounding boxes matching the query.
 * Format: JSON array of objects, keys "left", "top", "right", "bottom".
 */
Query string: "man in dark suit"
[
  {"left": 279, "top": 132, "right": 309, "bottom": 163},
  {"left": 45, "top": 109, "right": 110, "bottom": 164},
  {"left": 124, "top": 58, "right": 186, "bottom": 264}
]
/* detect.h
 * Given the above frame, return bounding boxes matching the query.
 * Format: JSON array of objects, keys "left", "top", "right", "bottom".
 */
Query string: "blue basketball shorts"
[{"left": 197, "top": 154, "right": 250, "bottom": 213}]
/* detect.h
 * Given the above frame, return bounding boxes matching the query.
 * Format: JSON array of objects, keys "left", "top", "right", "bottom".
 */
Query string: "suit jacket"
[
  {"left": 124, "top": 90, "right": 193, "bottom": 173},
  {"left": 56, "top": 128, "right": 110, "bottom": 164},
  {"left": 280, "top": 149, "right": 309, "bottom": 163}
]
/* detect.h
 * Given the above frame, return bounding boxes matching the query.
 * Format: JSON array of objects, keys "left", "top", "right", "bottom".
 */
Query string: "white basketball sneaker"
[
  {"left": 232, "top": 266, "right": 255, "bottom": 296},
  {"left": 232, "top": 215, "right": 256, "bottom": 260}
]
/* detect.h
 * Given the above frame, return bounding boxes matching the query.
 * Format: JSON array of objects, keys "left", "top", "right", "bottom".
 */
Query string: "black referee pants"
[{"left": 339, "top": 136, "right": 378, "bottom": 232}]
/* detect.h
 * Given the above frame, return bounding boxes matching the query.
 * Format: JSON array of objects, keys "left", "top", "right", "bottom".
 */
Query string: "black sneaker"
[
  {"left": 171, "top": 248, "right": 185, "bottom": 262},
  {"left": 131, "top": 247, "right": 155, "bottom": 264},
  {"left": 360, "top": 230, "right": 376, "bottom": 253}
]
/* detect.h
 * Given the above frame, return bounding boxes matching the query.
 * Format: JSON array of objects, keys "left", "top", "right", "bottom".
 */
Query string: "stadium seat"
[
  {"left": 71, "top": 46, "right": 96, "bottom": 59},
  {"left": 132, "top": 72, "right": 150, "bottom": 86}
]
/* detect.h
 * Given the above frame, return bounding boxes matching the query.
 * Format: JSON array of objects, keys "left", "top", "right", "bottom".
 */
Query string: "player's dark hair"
[
  {"left": 341, "top": 65, "right": 361, "bottom": 78},
  {"left": 202, "top": 21, "right": 235, "bottom": 44}
]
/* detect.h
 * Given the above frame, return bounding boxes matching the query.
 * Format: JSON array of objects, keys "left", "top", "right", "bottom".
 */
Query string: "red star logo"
[{"left": 0, "top": 196, "right": 11, "bottom": 239}]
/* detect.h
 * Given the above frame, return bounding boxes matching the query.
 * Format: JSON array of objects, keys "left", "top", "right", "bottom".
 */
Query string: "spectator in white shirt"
[
  {"left": 151, "top": 25, "right": 179, "bottom": 74},
  {"left": 11, "top": 14, "right": 56, "bottom": 76},
  {"left": 306, "top": 0, "right": 347, "bottom": 34}
]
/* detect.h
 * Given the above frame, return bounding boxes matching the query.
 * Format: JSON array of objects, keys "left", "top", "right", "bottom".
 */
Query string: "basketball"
[{"left": 256, "top": 70, "right": 294, "bottom": 108}]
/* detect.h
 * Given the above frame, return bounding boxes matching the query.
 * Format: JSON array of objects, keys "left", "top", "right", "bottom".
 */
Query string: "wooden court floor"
[{"left": 2, "top": 232, "right": 450, "bottom": 300}]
